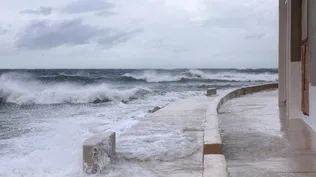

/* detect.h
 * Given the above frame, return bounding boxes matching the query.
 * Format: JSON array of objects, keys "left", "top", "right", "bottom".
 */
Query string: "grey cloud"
[
  {"left": 146, "top": 39, "right": 165, "bottom": 49},
  {"left": 145, "top": 38, "right": 188, "bottom": 53},
  {"left": 206, "top": 15, "right": 256, "bottom": 29},
  {"left": 95, "top": 10, "right": 117, "bottom": 16},
  {"left": 61, "top": 0, "right": 113, "bottom": 14},
  {"left": 245, "top": 33, "right": 266, "bottom": 39},
  {"left": 97, "top": 29, "right": 142, "bottom": 47},
  {"left": 0, "top": 27, "right": 7, "bottom": 35},
  {"left": 15, "top": 19, "right": 140, "bottom": 49},
  {"left": 204, "top": 1, "right": 277, "bottom": 30},
  {"left": 20, "top": 7, "right": 52, "bottom": 15}
]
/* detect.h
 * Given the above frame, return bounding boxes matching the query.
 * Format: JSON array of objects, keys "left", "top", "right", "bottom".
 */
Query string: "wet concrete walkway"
[
  {"left": 219, "top": 90, "right": 316, "bottom": 177},
  {"left": 106, "top": 96, "right": 215, "bottom": 177}
]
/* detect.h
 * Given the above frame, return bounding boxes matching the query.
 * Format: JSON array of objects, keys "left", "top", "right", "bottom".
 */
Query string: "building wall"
[
  {"left": 286, "top": 0, "right": 304, "bottom": 119},
  {"left": 309, "top": 85, "right": 316, "bottom": 130},
  {"left": 288, "top": 62, "right": 302, "bottom": 118},
  {"left": 310, "top": 0, "right": 316, "bottom": 86},
  {"left": 280, "top": 0, "right": 316, "bottom": 130},
  {"left": 307, "top": 0, "right": 316, "bottom": 130}
]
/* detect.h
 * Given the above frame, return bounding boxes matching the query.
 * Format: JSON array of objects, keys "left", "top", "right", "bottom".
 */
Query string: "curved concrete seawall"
[
  {"left": 216, "top": 83, "right": 279, "bottom": 113},
  {"left": 203, "top": 83, "right": 278, "bottom": 177}
]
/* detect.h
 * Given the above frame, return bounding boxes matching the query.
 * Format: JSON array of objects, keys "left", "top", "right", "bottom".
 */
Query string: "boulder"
[{"left": 148, "top": 106, "right": 161, "bottom": 113}]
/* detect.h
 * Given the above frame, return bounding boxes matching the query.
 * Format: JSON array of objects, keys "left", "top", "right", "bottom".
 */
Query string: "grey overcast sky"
[{"left": 0, "top": 0, "right": 278, "bottom": 69}]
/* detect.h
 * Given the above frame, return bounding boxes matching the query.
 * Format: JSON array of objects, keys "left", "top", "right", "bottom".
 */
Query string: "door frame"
[
  {"left": 301, "top": 38, "right": 309, "bottom": 115},
  {"left": 301, "top": 0, "right": 309, "bottom": 116}
]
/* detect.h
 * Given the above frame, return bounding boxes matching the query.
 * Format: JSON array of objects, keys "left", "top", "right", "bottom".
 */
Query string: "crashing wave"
[{"left": 0, "top": 72, "right": 152, "bottom": 105}]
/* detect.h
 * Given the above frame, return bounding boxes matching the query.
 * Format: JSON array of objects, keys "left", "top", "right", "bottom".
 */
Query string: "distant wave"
[
  {"left": 122, "top": 70, "right": 185, "bottom": 82},
  {"left": 121, "top": 69, "right": 278, "bottom": 83},
  {"left": 40, "top": 73, "right": 89, "bottom": 81},
  {"left": 2, "top": 69, "right": 279, "bottom": 84},
  {"left": 37, "top": 73, "right": 105, "bottom": 83},
  {"left": 237, "top": 68, "right": 278, "bottom": 74},
  {"left": 0, "top": 72, "right": 152, "bottom": 105}
]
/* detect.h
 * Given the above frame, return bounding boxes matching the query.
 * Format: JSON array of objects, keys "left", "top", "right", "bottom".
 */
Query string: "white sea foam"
[
  {"left": 187, "top": 69, "right": 278, "bottom": 82},
  {"left": 0, "top": 69, "right": 277, "bottom": 177},
  {"left": 117, "top": 122, "right": 199, "bottom": 161},
  {"left": 122, "top": 69, "right": 278, "bottom": 83},
  {"left": 0, "top": 72, "right": 152, "bottom": 105},
  {"left": 123, "top": 70, "right": 185, "bottom": 82},
  {"left": 0, "top": 89, "right": 204, "bottom": 177}
]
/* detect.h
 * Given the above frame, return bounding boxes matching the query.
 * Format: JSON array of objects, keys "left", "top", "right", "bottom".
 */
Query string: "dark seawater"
[
  {"left": 0, "top": 69, "right": 277, "bottom": 105},
  {"left": 0, "top": 69, "right": 277, "bottom": 177}
]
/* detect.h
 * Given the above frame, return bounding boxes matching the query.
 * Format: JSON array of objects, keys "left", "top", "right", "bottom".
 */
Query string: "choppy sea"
[{"left": 0, "top": 69, "right": 278, "bottom": 177}]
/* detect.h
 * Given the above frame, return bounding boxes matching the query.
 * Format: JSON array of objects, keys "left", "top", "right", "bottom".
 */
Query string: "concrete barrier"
[
  {"left": 206, "top": 88, "right": 217, "bottom": 96},
  {"left": 216, "top": 83, "right": 278, "bottom": 112},
  {"left": 203, "top": 83, "right": 278, "bottom": 177},
  {"left": 205, "top": 83, "right": 278, "bottom": 154},
  {"left": 83, "top": 132, "right": 116, "bottom": 174},
  {"left": 203, "top": 155, "right": 228, "bottom": 177},
  {"left": 203, "top": 129, "right": 222, "bottom": 154},
  {"left": 204, "top": 94, "right": 223, "bottom": 155}
]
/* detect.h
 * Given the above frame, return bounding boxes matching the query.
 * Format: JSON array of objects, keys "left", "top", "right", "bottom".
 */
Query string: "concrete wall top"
[{"left": 216, "top": 83, "right": 278, "bottom": 113}]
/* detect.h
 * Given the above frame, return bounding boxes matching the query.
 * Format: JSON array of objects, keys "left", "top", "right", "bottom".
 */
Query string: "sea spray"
[
  {"left": 0, "top": 72, "right": 152, "bottom": 105},
  {"left": 122, "top": 69, "right": 278, "bottom": 83},
  {"left": 0, "top": 68, "right": 277, "bottom": 177}
]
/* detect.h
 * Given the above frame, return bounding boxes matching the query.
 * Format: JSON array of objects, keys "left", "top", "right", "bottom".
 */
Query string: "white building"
[{"left": 279, "top": 0, "right": 316, "bottom": 130}]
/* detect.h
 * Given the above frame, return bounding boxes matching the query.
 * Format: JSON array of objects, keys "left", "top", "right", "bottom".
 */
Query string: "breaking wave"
[
  {"left": 0, "top": 72, "right": 152, "bottom": 105},
  {"left": 122, "top": 69, "right": 278, "bottom": 83},
  {"left": 0, "top": 69, "right": 278, "bottom": 105},
  {"left": 122, "top": 70, "right": 184, "bottom": 82}
]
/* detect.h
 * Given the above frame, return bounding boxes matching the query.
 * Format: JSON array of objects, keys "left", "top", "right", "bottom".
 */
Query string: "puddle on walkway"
[{"left": 219, "top": 90, "right": 316, "bottom": 177}]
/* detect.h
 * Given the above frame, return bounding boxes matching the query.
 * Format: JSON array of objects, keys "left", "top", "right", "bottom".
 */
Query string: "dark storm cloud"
[
  {"left": 20, "top": 7, "right": 52, "bottom": 15},
  {"left": 15, "top": 19, "right": 140, "bottom": 49},
  {"left": 61, "top": 0, "right": 113, "bottom": 14}
]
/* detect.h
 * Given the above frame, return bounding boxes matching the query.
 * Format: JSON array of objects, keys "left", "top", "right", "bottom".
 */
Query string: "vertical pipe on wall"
[
  {"left": 279, "top": 0, "right": 287, "bottom": 105},
  {"left": 285, "top": 0, "right": 291, "bottom": 116}
]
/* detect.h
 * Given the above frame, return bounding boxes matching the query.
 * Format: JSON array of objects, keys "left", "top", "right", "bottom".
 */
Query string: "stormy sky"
[{"left": 0, "top": 0, "right": 278, "bottom": 69}]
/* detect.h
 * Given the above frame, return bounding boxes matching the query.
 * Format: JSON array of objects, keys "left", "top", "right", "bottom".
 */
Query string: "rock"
[
  {"left": 148, "top": 106, "right": 161, "bottom": 113},
  {"left": 206, "top": 88, "right": 217, "bottom": 96},
  {"left": 0, "top": 97, "right": 4, "bottom": 105},
  {"left": 92, "top": 98, "right": 111, "bottom": 104},
  {"left": 152, "top": 106, "right": 161, "bottom": 112}
]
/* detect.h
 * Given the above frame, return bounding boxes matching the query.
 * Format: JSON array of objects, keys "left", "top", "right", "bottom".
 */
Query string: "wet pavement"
[
  {"left": 219, "top": 90, "right": 316, "bottom": 177},
  {"left": 107, "top": 96, "right": 215, "bottom": 177}
]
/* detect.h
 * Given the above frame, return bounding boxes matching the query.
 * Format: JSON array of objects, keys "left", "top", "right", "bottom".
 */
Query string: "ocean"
[{"left": 0, "top": 69, "right": 278, "bottom": 177}]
